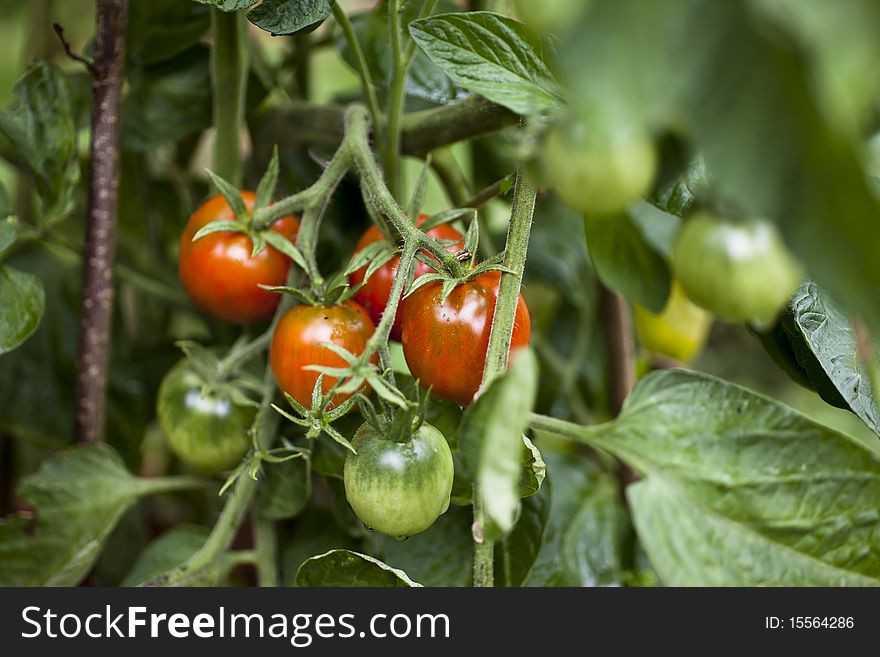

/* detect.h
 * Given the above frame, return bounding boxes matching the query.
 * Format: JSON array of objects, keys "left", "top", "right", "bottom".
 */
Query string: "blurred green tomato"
[
  {"left": 514, "top": 0, "right": 589, "bottom": 32},
  {"left": 542, "top": 117, "right": 658, "bottom": 216},
  {"left": 672, "top": 212, "right": 804, "bottom": 327},
  {"left": 157, "top": 360, "right": 253, "bottom": 471}
]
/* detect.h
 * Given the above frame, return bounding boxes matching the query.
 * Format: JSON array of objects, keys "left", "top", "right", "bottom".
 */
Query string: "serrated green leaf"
[
  {"left": 0, "top": 62, "right": 79, "bottom": 223},
  {"left": 780, "top": 282, "right": 880, "bottom": 436},
  {"left": 0, "top": 265, "right": 44, "bottom": 356},
  {"left": 0, "top": 445, "right": 183, "bottom": 586},
  {"left": 591, "top": 369, "right": 880, "bottom": 586},
  {"left": 296, "top": 549, "right": 422, "bottom": 587},
  {"left": 409, "top": 12, "right": 564, "bottom": 115},
  {"left": 248, "top": 0, "right": 332, "bottom": 36},
  {"left": 191, "top": 219, "right": 245, "bottom": 242},
  {"left": 254, "top": 146, "right": 279, "bottom": 213},
  {"left": 194, "top": 1, "right": 257, "bottom": 12},
  {"left": 262, "top": 230, "right": 310, "bottom": 272},
  {"left": 205, "top": 170, "right": 248, "bottom": 219}
]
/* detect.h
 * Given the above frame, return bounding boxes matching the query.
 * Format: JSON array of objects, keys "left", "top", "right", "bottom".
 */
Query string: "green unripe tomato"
[
  {"left": 514, "top": 0, "right": 589, "bottom": 33},
  {"left": 343, "top": 422, "right": 454, "bottom": 539},
  {"left": 157, "top": 359, "right": 254, "bottom": 471},
  {"left": 542, "top": 118, "right": 658, "bottom": 216},
  {"left": 672, "top": 212, "right": 804, "bottom": 327}
]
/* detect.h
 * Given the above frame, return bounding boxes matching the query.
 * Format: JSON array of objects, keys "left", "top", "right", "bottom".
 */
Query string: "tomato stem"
[
  {"left": 332, "top": 1, "right": 382, "bottom": 146},
  {"left": 253, "top": 514, "right": 279, "bottom": 587},
  {"left": 210, "top": 8, "right": 248, "bottom": 187},
  {"left": 472, "top": 160, "right": 537, "bottom": 587}
]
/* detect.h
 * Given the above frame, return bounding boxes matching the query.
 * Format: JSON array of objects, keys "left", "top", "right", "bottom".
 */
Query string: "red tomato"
[
  {"left": 400, "top": 271, "right": 531, "bottom": 405},
  {"left": 179, "top": 192, "right": 300, "bottom": 324},
  {"left": 270, "top": 301, "right": 378, "bottom": 409},
  {"left": 348, "top": 215, "right": 463, "bottom": 340}
]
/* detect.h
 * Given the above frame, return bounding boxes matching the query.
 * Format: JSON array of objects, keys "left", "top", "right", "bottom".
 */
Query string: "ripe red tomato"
[
  {"left": 270, "top": 301, "right": 378, "bottom": 409},
  {"left": 400, "top": 270, "right": 531, "bottom": 405},
  {"left": 179, "top": 192, "right": 300, "bottom": 325},
  {"left": 348, "top": 215, "right": 463, "bottom": 340}
]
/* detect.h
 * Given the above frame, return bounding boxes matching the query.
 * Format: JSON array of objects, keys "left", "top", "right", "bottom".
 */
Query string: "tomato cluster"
[{"left": 169, "top": 192, "right": 532, "bottom": 536}]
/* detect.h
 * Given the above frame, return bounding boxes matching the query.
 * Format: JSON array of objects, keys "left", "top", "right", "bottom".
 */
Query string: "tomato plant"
[
  {"left": 349, "top": 215, "right": 463, "bottom": 340},
  {"left": 179, "top": 192, "right": 300, "bottom": 325},
  {"left": 1, "top": 0, "right": 880, "bottom": 594},
  {"left": 401, "top": 271, "right": 531, "bottom": 406}
]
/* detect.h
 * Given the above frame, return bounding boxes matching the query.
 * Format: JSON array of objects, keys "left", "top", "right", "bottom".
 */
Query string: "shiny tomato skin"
[
  {"left": 179, "top": 192, "right": 300, "bottom": 325},
  {"left": 349, "top": 215, "right": 463, "bottom": 340},
  {"left": 344, "top": 421, "right": 454, "bottom": 539},
  {"left": 400, "top": 270, "right": 531, "bottom": 406},
  {"left": 270, "top": 301, "right": 378, "bottom": 409}
]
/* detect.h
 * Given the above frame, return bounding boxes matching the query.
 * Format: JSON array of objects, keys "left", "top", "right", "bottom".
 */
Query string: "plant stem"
[
  {"left": 480, "top": 167, "right": 536, "bottom": 386},
  {"left": 137, "top": 475, "right": 212, "bottom": 496},
  {"left": 72, "top": 0, "right": 127, "bottom": 445},
  {"left": 472, "top": 489, "right": 494, "bottom": 587},
  {"left": 211, "top": 8, "right": 248, "bottom": 186},
  {"left": 471, "top": 162, "right": 538, "bottom": 588},
  {"left": 365, "top": 238, "right": 419, "bottom": 352},
  {"left": 346, "top": 106, "right": 464, "bottom": 276},
  {"left": 253, "top": 514, "right": 279, "bottom": 587},
  {"left": 332, "top": 1, "right": 382, "bottom": 142},
  {"left": 384, "top": 0, "right": 406, "bottom": 199},
  {"left": 527, "top": 412, "right": 611, "bottom": 446},
  {"left": 384, "top": 0, "right": 440, "bottom": 200}
]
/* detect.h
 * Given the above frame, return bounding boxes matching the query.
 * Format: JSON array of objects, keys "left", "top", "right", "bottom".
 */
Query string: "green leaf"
[
  {"left": 0, "top": 62, "right": 79, "bottom": 223},
  {"left": 255, "top": 455, "right": 311, "bottom": 520},
  {"left": 337, "top": 1, "right": 465, "bottom": 108},
  {"left": 0, "top": 216, "right": 19, "bottom": 256},
  {"left": 779, "top": 282, "right": 880, "bottom": 435},
  {"left": 127, "top": 0, "right": 211, "bottom": 66},
  {"left": 205, "top": 170, "right": 249, "bottom": 219},
  {"left": 262, "top": 231, "right": 310, "bottom": 272},
  {"left": 248, "top": 0, "right": 332, "bottom": 36},
  {"left": 460, "top": 348, "right": 539, "bottom": 539},
  {"left": 254, "top": 146, "right": 279, "bottom": 213},
  {"left": 194, "top": 0, "right": 257, "bottom": 11},
  {"left": 650, "top": 158, "right": 708, "bottom": 218},
  {"left": 518, "top": 434, "right": 546, "bottom": 498},
  {"left": 0, "top": 445, "right": 178, "bottom": 586},
  {"left": 123, "top": 46, "right": 212, "bottom": 151},
  {"left": 191, "top": 219, "right": 246, "bottom": 242},
  {"left": 409, "top": 12, "right": 564, "bottom": 115},
  {"left": 121, "top": 525, "right": 210, "bottom": 586},
  {"left": 383, "top": 505, "right": 474, "bottom": 587},
  {"left": 296, "top": 549, "right": 422, "bottom": 587},
  {"left": 0, "top": 265, "right": 44, "bottom": 356},
  {"left": 584, "top": 211, "right": 671, "bottom": 313},
  {"left": 559, "top": 472, "right": 631, "bottom": 587},
  {"left": 494, "top": 481, "right": 550, "bottom": 587},
  {"left": 593, "top": 369, "right": 880, "bottom": 586}
]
